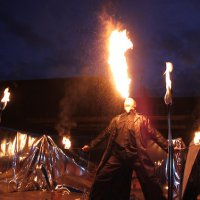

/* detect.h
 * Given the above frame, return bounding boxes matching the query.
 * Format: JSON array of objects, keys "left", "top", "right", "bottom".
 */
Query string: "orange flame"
[
  {"left": 108, "top": 29, "right": 133, "bottom": 98},
  {"left": 28, "top": 136, "right": 36, "bottom": 148},
  {"left": 0, "top": 138, "right": 15, "bottom": 156},
  {"left": 164, "top": 62, "right": 173, "bottom": 105},
  {"left": 62, "top": 136, "right": 71, "bottom": 149},
  {"left": 1, "top": 88, "right": 10, "bottom": 103},
  {"left": 15, "top": 133, "right": 27, "bottom": 152},
  {"left": 0, "top": 139, "right": 7, "bottom": 156},
  {"left": 0, "top": 133, "right": 35, "bottom": 157},
  {"left": 194, "top": 131, "right": 200, "bottom": 145}
]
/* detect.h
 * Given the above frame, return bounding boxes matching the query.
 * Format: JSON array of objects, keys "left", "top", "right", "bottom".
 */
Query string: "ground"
[{"left": 0, "top": 191, "right": 88, "bottom": 200}]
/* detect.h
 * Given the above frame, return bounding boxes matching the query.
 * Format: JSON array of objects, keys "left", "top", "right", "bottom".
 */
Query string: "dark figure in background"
[{"left": 82, "top": 98, "right": 168, "bottom": 200}]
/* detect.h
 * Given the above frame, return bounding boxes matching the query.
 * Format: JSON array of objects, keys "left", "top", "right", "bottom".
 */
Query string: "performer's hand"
[
  {"left": 172, "top": 138, "right": 186, "bottom": 152},
  {"left": 82, "top": 145, "right": 90, "bottom": 152}
]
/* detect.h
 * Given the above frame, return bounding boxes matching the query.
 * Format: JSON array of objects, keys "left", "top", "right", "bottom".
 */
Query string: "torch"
[
  {"left": 193, "top": 131, "right": 200, "bottom": 145},
  {"left": 164, "top": 62, "right": 173, "bottom": 200},
  {"left": 62, "top": 136, "right": 72, "bottom": 150},
  {"left": 0, "top": 87, "right": 10, "bottom": 123}
]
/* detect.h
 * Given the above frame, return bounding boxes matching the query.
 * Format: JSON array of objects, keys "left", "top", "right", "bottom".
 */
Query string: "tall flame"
[
  {"left": 1, "top": 88, "right": 10, "bottom": 103},
  {"left": 164, "top": 62, "right": 173, "bottom": 105},
  {"left": 194, "top": 131, "right": 200, "bottom": 145},
  {"left": 108, "top": 29, "right": 133, "bottom": 98}
]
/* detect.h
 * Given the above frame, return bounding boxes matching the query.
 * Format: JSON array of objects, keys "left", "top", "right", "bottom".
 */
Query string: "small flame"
[
  {"left": 62, "top": 136, "right": 71, "bottom": 149},
  {"left": 108, "top": 29, "right": 133, "bottom": 98},
  {"left": 7, "top": 140, "right": 15, "bottom": 155},
  {"left": 34, "top": 176, "right": 38, "bottom": 182},
  {"left": 28, "top": 136, "right": 36, "bottom": 147},
  {"left": 1, "top": 88, "right": 10, "bottom": 103},
  {"left": 15, "top": 133, "right": 27, "bottom": 152},
  {"left": 0, "top": 133, "right": 35, "bottom": 157},
  {"left": 194, "top": 131, "right": 200, "bottom": 145},
  {"left": 0, "top": 139, "right": 7, "bottom": 156},
  {"left": 164, "top": 62, "right": 173, "bottom": 105},
  {"left": 0, "top": 139, "right": 15, "bottom": 156}
]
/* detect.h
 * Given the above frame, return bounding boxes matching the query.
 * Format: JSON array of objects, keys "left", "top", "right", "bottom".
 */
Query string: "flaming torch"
[
  {"left": 193, "top": 131, "right": 200, "bottom": 146},
  {"left": 164, "top": 62, "right": 173, "bottom": 200},
  {"left": 108, "top": 29, "right": 133, "bottom": 99},
  {"left": 62, "top": 136, "right": 71, "bottom": 150},
  {"left": 0, "top": 87, "right": 11, "bottom": 123}
]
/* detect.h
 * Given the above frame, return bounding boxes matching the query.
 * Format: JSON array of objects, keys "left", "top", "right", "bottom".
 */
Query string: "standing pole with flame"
[
  {"left": 164, "top": 62, "right": 173, "bottom": 200},
  {"left": 0, "top": 87, "right": 10, "bottom": 123}
]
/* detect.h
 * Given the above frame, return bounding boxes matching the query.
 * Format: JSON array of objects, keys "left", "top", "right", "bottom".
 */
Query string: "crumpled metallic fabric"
[
  {"left": 151, "top": 137, "right": 187, "bottom": 200},
  {"left": 0, "top": 131, "right": 94, "bottom": 197}
]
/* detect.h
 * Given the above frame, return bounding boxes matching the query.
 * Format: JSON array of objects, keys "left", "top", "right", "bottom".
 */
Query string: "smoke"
[
  {"left": 55, "top": 78, "right": 92, "bottom": 136},
  {"left": 55, "top": 89, "right": 76, "bottom": 136}
]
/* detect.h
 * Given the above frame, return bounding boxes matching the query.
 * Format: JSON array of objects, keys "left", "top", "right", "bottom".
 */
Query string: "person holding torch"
[{"left": 82, "top": 97, "right": 168, "bottom": 200}]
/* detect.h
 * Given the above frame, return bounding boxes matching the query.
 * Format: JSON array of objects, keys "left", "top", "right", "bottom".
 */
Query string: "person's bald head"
[{"left": 124, "top": 98, "right": 136, "bottom": 113}]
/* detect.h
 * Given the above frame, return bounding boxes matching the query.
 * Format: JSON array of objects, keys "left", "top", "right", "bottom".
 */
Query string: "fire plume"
[
  {"left": 108, "top": 29, "right": 133, "bottom": 98},
  {"left": 164, "top": 62, "right": 173, "bottom": 105}
]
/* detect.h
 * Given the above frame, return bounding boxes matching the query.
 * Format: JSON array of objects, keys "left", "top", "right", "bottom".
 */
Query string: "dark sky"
[{"left": 1, "top": 0, "right": 200, "bottom": 96}]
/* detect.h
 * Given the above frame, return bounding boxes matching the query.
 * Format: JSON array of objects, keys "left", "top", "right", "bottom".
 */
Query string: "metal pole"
[
  {"left": 167, "top": 105, "right": 173, "bottom": 200},
  {"left": 0, "top": 102, "right": 6, "bottom": 123},
  {"left": 0, "top": 109, "right": 2, "bottom": 123}
]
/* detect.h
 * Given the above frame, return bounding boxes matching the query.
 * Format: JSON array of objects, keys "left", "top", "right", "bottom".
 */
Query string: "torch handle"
[
  {"left": 0, "top": 109, "right": 2, "bottom": 123},
  {"left": 167, "top": 105, "right": 173, "bottom": 200}
]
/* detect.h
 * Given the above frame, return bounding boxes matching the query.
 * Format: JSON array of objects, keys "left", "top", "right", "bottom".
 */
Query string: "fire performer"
[{"left": 82, "top": 97, "right": 168, "bottom": 200}]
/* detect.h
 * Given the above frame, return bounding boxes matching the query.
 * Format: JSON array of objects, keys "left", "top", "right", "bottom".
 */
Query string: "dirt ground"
[{"left": 0, "top": 191, "right": 88, "bottom": 200}]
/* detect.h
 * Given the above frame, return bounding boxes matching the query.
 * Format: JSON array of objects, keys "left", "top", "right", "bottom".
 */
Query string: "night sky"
[{"left": 1, "top": 0, "right": 200, "bottom": 96}]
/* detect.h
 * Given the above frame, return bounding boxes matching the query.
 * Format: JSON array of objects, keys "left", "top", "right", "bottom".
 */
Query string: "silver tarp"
[
  {"left": 0, "top": 131, "right": 94, "bottom": 199},
  {"left": 146, "top": 137, "right": 186, "bottom": 200}
]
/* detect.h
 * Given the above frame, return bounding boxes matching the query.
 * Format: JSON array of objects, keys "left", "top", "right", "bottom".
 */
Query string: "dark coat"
[{"left": 89, "top": 111, "right": 168, "bottom": 176}]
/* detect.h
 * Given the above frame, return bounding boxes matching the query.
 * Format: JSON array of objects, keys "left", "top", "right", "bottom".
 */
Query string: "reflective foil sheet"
[
  {"left": 149, "top": 137, "right": 187, "bottom": 200},
  {"left": 0, "top": 130, "right": 95, "bottom": 199}
]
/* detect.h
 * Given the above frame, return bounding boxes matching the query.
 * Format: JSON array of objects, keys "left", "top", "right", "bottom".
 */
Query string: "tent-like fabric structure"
[{"left": 182, "top": 141, "right": 200, "bottom": 199}]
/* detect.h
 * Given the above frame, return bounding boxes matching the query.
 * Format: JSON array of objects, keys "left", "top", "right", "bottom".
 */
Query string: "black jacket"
[{"left": 89, "top": 111, "right": 168, "bottom": 175}]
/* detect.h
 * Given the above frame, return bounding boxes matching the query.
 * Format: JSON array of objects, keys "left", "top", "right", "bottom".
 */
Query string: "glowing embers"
[{"left": 108, "top": 29, "right": 133, "bottom": 98}]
